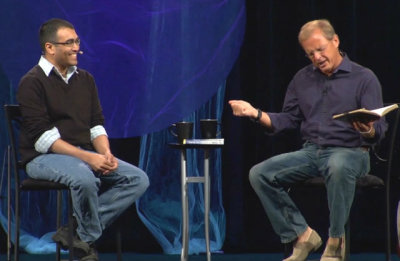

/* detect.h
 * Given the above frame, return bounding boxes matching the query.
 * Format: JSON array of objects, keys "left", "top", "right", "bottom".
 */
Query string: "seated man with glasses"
[
  {"left": 17, "top": 18, "right": 149, "bottom": 261},
  {"left": 229, "top": 19, "right": 387, "bottom": 261}
]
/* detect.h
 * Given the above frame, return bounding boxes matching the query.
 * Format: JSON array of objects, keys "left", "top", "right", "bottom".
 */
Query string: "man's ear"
[
  {"left": 44, "top": 42, "right": 55, "bottom": 56},
  {"left": 332, "top": 34, "right": 340, "bottom": 48}
]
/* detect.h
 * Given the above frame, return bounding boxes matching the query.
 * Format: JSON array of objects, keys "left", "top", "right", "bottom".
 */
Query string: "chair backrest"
[
  {"left": 371, "top": 103, "right": 400, "bottom": 183},
  {"left": 369, "top": 103, "right": 399, "bottom": 261},
  {"left": 4, "top": 104, "right": 22, "bottom": 187}
]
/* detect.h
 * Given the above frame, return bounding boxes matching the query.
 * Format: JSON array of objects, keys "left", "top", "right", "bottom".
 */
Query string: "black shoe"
[
  {"left": 52, "top": 226, "right": 90, "bottom": 257},
  {"left": 79, "top": 244, "right": 99, "bottom": 261}
]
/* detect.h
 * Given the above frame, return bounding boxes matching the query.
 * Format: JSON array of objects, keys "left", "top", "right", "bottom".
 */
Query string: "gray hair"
[{"left": 298, "top": 19, "right": 336, "bottom": 43}]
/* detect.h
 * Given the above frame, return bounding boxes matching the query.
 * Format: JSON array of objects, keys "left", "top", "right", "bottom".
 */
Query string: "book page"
[
  {"left": 333, "top": 104, "right": 399, "bottom": 121},
  {"left": 370, "top": 104, "right": 398, "bottom": 116}
]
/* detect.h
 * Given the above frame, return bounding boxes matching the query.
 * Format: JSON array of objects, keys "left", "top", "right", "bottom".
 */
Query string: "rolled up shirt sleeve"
[
  {"left": 90, "top": 125, "right": 108, "bottom": 141},
  {"left": 34, "top": 127, "right": 61, "bottom": 153}
]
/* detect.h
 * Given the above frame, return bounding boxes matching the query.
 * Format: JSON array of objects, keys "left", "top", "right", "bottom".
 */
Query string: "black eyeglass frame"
[{"left": 50, "top": 38, "right": 81, "bottom": 47}]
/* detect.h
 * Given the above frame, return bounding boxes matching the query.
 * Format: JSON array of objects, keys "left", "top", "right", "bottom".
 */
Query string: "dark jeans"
[{"left": 249, "top": 142, "right": 370, "bottom": 243}]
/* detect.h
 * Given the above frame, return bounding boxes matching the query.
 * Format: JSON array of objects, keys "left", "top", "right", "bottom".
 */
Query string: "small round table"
[{"left": 169, "top": 141, "right": 224, "bottom": 261}]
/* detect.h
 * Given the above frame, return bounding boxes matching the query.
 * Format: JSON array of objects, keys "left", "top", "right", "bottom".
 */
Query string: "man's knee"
[
  {"left": 74, "top": 173, "right": 100, "bottom": 193},
  {"left": 136, "top": 171, "right": 150, "bottom": 195},
  {"left": 249, "top": 164, "right": 260, "bottom": 187},
  {"left": 123, "top": 168, "right": 149, "bottom": 196},
  {"left": 249, "top": 163, "right": 272, "bottom": 189},
  {"left": 327, "top": 149, "right": 369, "bottom": 181},
  {"left": 327, "top": 160, "right": 355, "bottom": 183}
]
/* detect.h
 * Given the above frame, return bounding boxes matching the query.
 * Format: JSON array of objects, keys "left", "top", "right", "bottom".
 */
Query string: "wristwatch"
[{"left": 254, "top": 108, "right": 262, "bottom": 123}]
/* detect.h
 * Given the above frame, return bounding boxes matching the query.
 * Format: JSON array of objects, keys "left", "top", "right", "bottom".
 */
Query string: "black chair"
[
  {"left": 283, "top": 103, "right": 399, "bottom": 261},
  {"left": 5, "top": 104, "right": 74, "bottom": 261}
]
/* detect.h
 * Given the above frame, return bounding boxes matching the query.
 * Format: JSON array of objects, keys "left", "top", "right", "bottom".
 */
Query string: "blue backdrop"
[
  {"left": 0, "top": 0, "right": 245, "bottom": 255},
  {"left": 0, "top": 0, "right": 245, "bottom": 137}
]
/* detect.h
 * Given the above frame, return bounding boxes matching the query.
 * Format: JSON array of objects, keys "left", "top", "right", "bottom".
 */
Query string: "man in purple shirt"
[{"left": 229, "top": 19, "right": 387, "bottom": 261}]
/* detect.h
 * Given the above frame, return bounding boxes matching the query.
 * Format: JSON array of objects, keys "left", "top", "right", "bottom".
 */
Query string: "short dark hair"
[{"left": 39, "top": 18, "right": 75, "bottom": 51}]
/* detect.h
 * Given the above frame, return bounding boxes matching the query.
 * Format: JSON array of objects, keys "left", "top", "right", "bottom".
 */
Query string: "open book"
[
  {"left": 182, "top": 138, "right": 224, "bottom": 145},
  {"left": 332, "top": 104, "right": 399, "bottom": 123}
]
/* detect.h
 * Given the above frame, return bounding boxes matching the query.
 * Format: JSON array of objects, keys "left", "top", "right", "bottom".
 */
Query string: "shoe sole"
[
  {"left": 283, "top": 240, "right": 323, "bottom": 261},
  {"left": 320, "top": 258, "right": 343, "bottom": 261}
]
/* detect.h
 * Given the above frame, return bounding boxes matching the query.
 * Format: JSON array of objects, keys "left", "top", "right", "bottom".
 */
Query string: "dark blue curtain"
[{"left": 0, "top": 0, "right": 245, "bottom": 254}]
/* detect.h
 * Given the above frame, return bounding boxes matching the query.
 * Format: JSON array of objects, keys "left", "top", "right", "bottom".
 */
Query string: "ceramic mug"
[{"left": 169, "top": 121, "right": 194, "bottom": 143}]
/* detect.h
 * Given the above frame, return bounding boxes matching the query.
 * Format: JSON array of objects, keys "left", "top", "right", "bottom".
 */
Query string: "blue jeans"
[
  {"left": 249, "top": 142, "right": 370, "bottom": 243},
  {"left": 26, "top": 153, "right": 149, "bottom": 243}
]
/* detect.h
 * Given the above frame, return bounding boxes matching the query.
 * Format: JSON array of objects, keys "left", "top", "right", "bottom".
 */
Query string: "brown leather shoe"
[
  {"left": 320, "top": 237, "right": 345, "bottom": 261},
  {"left": 283, "top": 229, "right": 322, "bottom": 261}
]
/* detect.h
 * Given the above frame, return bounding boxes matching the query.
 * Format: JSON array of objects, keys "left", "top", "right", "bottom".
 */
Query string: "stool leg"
[
  {"left": 180, "top": 150, "right": 189, "bottom": 261},
  {"left": 204, "top": 149, "right": 211, "bottom": 261}
]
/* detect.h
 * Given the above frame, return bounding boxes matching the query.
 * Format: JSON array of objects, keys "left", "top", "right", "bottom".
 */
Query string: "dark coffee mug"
[
  {"left": 200, "top": 119, "right": 221, "bottom": 139},
  {"left": 169, "top": 121, "right": 194, "bottom": 143}
]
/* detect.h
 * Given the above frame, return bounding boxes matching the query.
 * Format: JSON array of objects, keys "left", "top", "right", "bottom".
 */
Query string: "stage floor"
[{"left": 1, "top": 252, "right": 400, "bottom": 261}]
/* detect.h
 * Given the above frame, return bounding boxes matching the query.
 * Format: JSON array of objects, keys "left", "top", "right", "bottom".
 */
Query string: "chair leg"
[
  {"left": 67, "top": 191, "right": 74, "bottom": 261},
  {"left": 14, "top": 188, "right": 20, "bottom": 261},
  {"left": 7, "top": 146, "right": 12, "bottom": 261},
  {"left": 283, "top": 242, "right": 292, "bottom": 258},
  {"left": 56, "top": 191, "right": 62, "bottom": 261},
  {"left": 344, "top": 221, "right": 350, "bottom": 261},
  {"left": 116, "top": 226, "right": 122, "bottom": 261},
  {"left": 385, "top": 186, "right": 391, "bottom": 261}
]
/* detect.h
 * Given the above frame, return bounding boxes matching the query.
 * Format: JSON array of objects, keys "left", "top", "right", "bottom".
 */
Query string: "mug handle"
[{"left": 168, "top": 124, "right": 178, "bottom": 137}]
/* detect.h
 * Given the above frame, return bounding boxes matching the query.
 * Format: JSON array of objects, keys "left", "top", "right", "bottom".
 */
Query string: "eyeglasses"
[
  {"left": 305, "top": 44, "right": 328, "bottom": 59},
  {"left": 51, "top": 38, "right": 81, "bottom": 47}
]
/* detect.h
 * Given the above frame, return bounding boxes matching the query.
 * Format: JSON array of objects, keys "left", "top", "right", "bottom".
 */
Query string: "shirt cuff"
[
  {"left": 90, "top": 125, "right": 107, "bottom": 141},
  {"left": 34, "top": 127, "right": 61, "bottom": 153}
]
